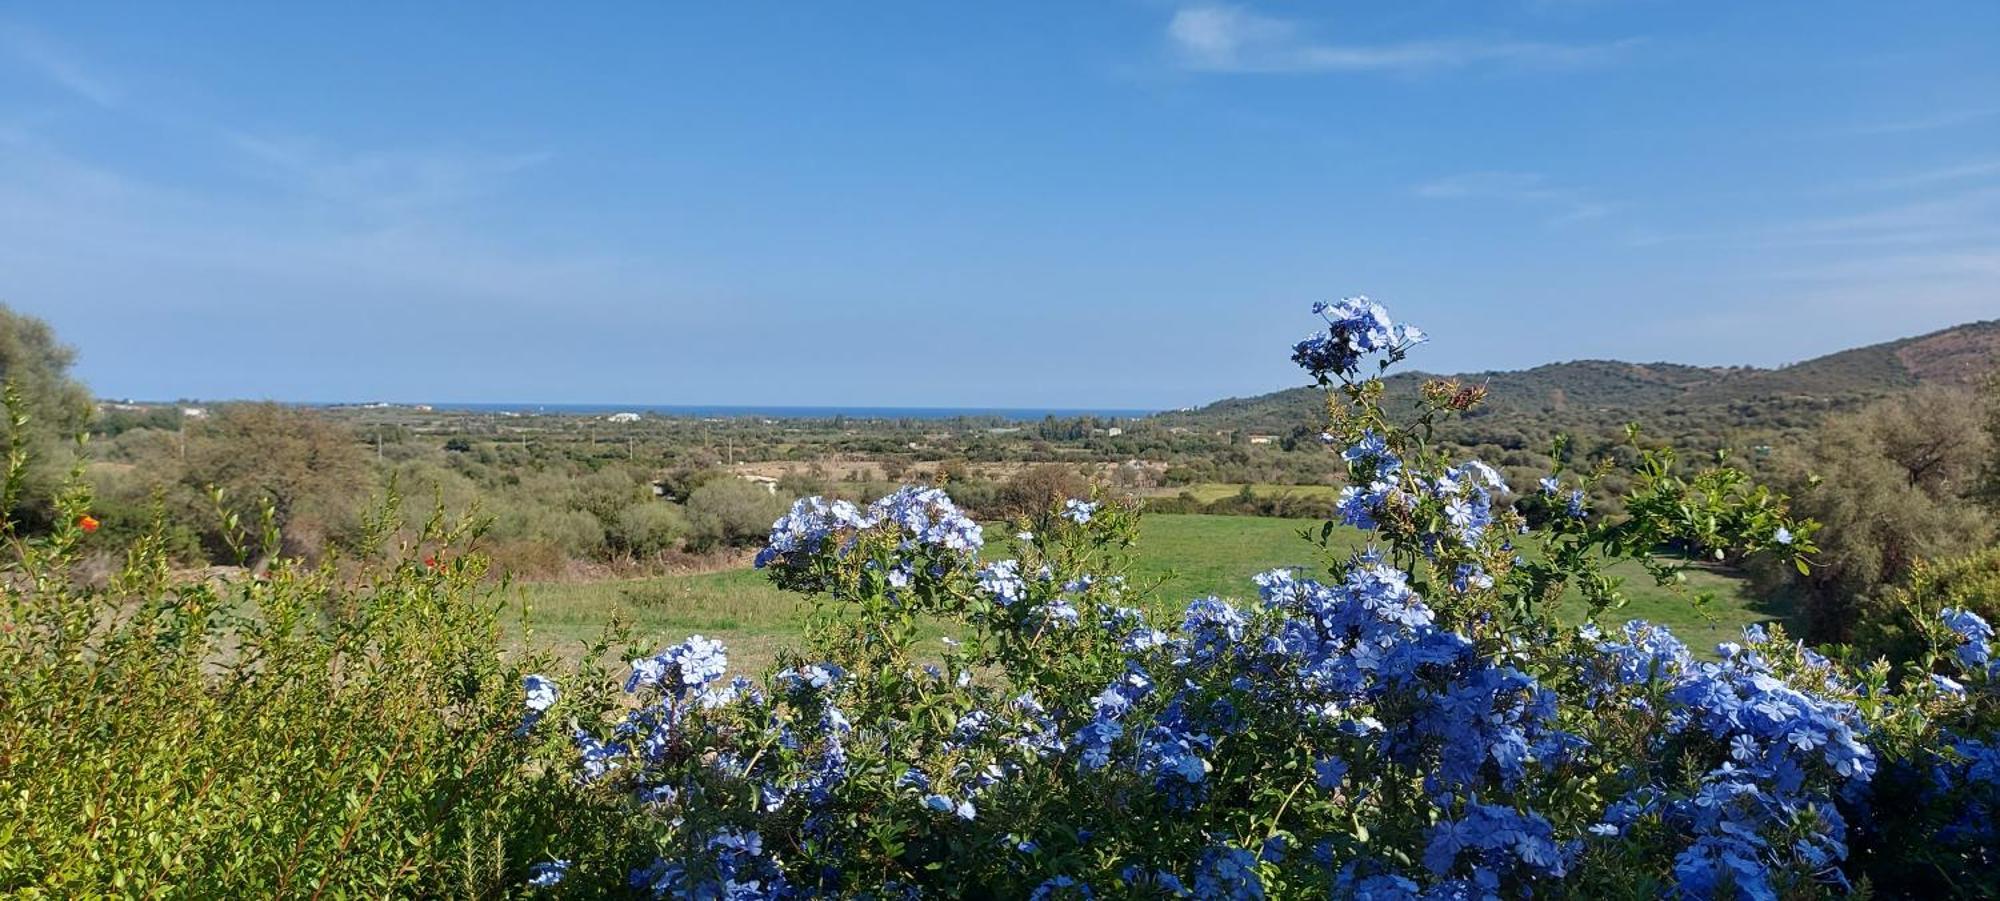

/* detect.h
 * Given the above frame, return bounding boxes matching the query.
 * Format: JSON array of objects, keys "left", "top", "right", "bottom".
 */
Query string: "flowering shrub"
[{"left": 539, "top": 298, "right": 2000, "bottom": 897}]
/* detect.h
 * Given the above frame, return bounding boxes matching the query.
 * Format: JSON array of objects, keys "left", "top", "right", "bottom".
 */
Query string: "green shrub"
[
  {"left": 684, "top": 478, "right": 786, "bottom": 550},
  {"left": 613, "top": 501, "right": 690, "bottom": 558},
  {"left": 0, "top": 461, "right": 602, "bottom": 894},
  {"left": 1854, "top": 545, "right": 2000, "bottom": 671}
]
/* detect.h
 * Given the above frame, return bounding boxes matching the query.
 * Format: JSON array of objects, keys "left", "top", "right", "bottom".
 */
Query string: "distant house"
[
  {"left": 1106, "top": 427, "right": 1123, "bottom": 437},
  {"left": 607, "top": 412, "right": 642, "bottom": 423},
  {"left": 1247, "top": 434, "right": 1278, "bottom": 445},
  {"left": 181, "top": 407, "right": 209, "bottom": 419}
]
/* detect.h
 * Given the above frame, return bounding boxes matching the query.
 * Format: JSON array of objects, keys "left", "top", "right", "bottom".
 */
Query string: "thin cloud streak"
[
  {"left": 1841, "top": 159, "right": 2000, "bottom": 193},
  {"left": 1165, "top": 4, "right": 1636, "bottom": 74},
  {"left": 1414, "top": 171, "right": 1609, "bottom": 224},
  {"left": 0, "top": 23, "right": 119, "bottom": 107},
  {"left": 227, "top": 132, "right": 554, "bottom": 217},
  {"left": 1836, "top": 107, "right": 1998, "bottom": 136}
]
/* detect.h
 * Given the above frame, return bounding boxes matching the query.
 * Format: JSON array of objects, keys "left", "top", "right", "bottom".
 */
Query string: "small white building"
[{"left": 607, "top": 412, "right": 642, "bottom": 423}]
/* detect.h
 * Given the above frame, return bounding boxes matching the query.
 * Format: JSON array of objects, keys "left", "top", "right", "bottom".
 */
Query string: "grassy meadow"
[
  {"left": 507, "top": 512, "right": 1793, "bottom": 673},
  {"left": 1155, "top": 482, "right": 1347, "bottom": 504}
]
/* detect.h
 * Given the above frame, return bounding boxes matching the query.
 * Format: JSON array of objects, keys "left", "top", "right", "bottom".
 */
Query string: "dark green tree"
[{"left": 0, "top": 305, "right": 94, "bottom": 530}]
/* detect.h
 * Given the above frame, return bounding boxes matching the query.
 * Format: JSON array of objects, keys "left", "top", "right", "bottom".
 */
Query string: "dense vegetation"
[
  {"left": 515, "top": 299, "right": 2000, "bottom": 896},
  {"left": 3, "top": 299, "right": 1997, "bottom": 896}
]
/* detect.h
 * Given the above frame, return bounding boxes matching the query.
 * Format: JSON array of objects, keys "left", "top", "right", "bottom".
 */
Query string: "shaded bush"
[
  {"left": 684, "top": 478, "right": 788, "bottom": 550},
  {"left": 613, "top": 501, "right": 691, "bottom": 558}
]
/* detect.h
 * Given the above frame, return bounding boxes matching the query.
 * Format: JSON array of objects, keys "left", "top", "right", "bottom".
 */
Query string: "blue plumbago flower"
[
  {"left": 1537, "top": 475, "right": 1561, "bottom": 496},
  {"left": 1293, "top": 296, "right": 1425, "bottom": 380},
  {"left": 1034, "top": 598, "right": 1082, "bottom": 628},
  {"left": 1315, "top": 756, "right": 1350, "bottom": 790},
  {"left": 1773, "top": 526, "right": 1793, "bottom": 545},
  {"left": 1565, "top": 489, "right": 1589, "bottom": 519},
  {"left": 1583, "top": 621, "right": 1875, "bottom": 895},
  {"left": 1029, "top": 875, "right": 1093, "bottom": 900},
  {"left": 524, "top": 674, "right": 559, "bottom": 712},
  {"left": 1932, "top": 674, "right": 1967, "bottom": 695},
  {"left": 871, "top": 485, "right": 984, "bottom": 552},
  {"left": 1942, "top": 607, "right": 1994, "bottom": 670},
  {"left": 574, "top": 729, "right": 625, "bottom": 783},
  {"left": 1192, "top": 845, "right": 1264, "bottom": 900},
  {"left": 628, "top": 635, "right": 729, "bottom": 695},
  {"left": 1179, "top": 596, "right": 1248, "bottom": 666},
  {"left": 1063, "top": 498, "right": 1099, "bottom": 523},
  {"left": 1343, "top": 429, "right": 1401, "bottom": 474},
  {"left": 977, "top": 559, "right": 1026, "bottom": 606},
  {"left": 755, "top": 486, "right": 982, "bottom": 571},
  {"left": 1449, "top": 460, "right": 1510, "bottom": 494},
  {"left": 527, "top": 860, "right": 571, "bottom": 888},
  {"left": 776, "top": 662, "right": 845, "bottom": 694}
]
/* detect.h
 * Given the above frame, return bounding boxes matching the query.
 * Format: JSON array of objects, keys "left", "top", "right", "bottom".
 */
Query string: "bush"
[
  {"left": 526, "top": 300, "right": 2000, "bottom": 898},
  {"left": 0, "top": 469, "right": 604, "bottom": 893},
  {"left": 1854, "top": 545, "right": 2000, "bottom": 672},
  {"left": 613, "top": 501, "right": 691, "bottom": 558},
  {"left": 684, "top": 478, "right": 787, "bottom": 550},
  {"left": 1768, "top": 388, "right": 1995, "bottom": 641},
  {"left": 180, "top": 403, "right": 371, "bottom": 562},
  {"left": 996, "top": 464, "right": 1094, "bottom": 519}
]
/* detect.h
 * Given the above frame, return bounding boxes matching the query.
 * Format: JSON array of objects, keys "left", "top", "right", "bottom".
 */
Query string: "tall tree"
[
  {"left": 0, "top": 305, "right": 94, "bottom": 529},
  {"left": 181, "top": 403, "right": 369, "bottom": 562},
  {"left": 1776, "top": 386, "right": 1995, "bottom": 641}
]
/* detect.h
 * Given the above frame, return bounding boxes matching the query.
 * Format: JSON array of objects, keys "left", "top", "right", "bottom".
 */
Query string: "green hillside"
[{"left": 1161, "top": 319, "right": 2000, "bottom": 437}]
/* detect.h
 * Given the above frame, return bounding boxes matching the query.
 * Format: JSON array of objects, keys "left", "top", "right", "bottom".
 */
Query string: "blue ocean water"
[{"left": 416, "top": 402, "right": 1156, "bottom": 421}]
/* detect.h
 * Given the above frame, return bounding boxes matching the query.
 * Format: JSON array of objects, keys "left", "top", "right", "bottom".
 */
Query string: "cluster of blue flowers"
[
  {"left": 1292, "top": 296, "right": 1426, "bottom": 381},
  {"left": 1333, "top": 436, "right": 1513, "bottom": 553},
  {"left": 528, "top": 299, "right": 1998, "bottom": 897},
  {"left": 1584, "top": 622, "right": 1874, "bottom": 898},
  {"left": 1943, "top": 607, "right": 1996, "bottom": 677},
  {"left": 754, "top": 486, "right": 982, "bottom": 572}
]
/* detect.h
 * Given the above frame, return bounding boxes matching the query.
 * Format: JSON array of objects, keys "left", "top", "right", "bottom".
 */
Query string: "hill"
[{"left": 1159, "top": 320, "right": 2000, "bottom": 443}]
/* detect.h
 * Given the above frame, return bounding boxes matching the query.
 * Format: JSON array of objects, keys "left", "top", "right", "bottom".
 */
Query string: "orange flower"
[{"left": 78, "top": 515, "right": 100, "bottom": 533}]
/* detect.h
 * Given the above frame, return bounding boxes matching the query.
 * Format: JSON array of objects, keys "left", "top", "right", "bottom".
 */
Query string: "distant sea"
[{"left": 412, "top": 402, "right": 1158, "bottom": 421}]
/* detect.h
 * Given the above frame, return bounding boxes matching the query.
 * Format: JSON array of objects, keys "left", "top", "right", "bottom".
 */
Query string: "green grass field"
[
  {"left": 508, "top": 513, "right": 1794, "bottom": 672},
  {"left": 1155, "top": 482, "right": 1346, "bottom": 504}
]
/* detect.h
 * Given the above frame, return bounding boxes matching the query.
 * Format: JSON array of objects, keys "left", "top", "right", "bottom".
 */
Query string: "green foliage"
[
  {"left": 684, "top": 478, "right": 788, "bottom": 551},
  {"left": 0, "top": 305, "right": 93, "bottom": 530},
  {"left": 1766, "top": 387, "right": 1994, "bottom": 641},
  {"left": 613, "top": 500, "right": 691, "bottom": 558},
  {"left": 0, "top": 434, "right": 600, "bottom": 894},
  {"left": 1854, "top": 546, "right": 2000, "bottom": 673},
  {"left": 180, "top": 403, "right": 372, "bottom": 562}
]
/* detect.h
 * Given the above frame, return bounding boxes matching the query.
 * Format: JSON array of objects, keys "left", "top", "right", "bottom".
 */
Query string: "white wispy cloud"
[
  {"left": 0, "top": 23, "right": 119, "bottom": 107},
  {"left": 227, "top": 132, "right": 552, "bottom": 217},
  {"left": 1836, "top": 107, "right": 1998, "bottom": 137},
  {"left": 1841, "top": 158, "right": 2000, "bottom": 193},
  {"left": 1414, "top": 171, "right": 1609, "bottom": 224},
  {"left": 1164, "top": 4, "right": 1635, "bottom": 74}
]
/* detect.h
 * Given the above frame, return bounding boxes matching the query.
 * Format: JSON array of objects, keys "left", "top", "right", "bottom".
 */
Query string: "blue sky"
[{"left": 2, "top": 2, "right": 1995, "bottom": 409}]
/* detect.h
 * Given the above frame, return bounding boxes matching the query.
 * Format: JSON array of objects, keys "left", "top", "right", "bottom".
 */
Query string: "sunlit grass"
[{"left": 507, "top": 513, "right": 1794, "bottom": 673}]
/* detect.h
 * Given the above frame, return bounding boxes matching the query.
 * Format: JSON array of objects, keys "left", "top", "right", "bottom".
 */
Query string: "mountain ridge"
[{"left": 1161, "top": 319, "right": 2000, "bottom": 434}]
